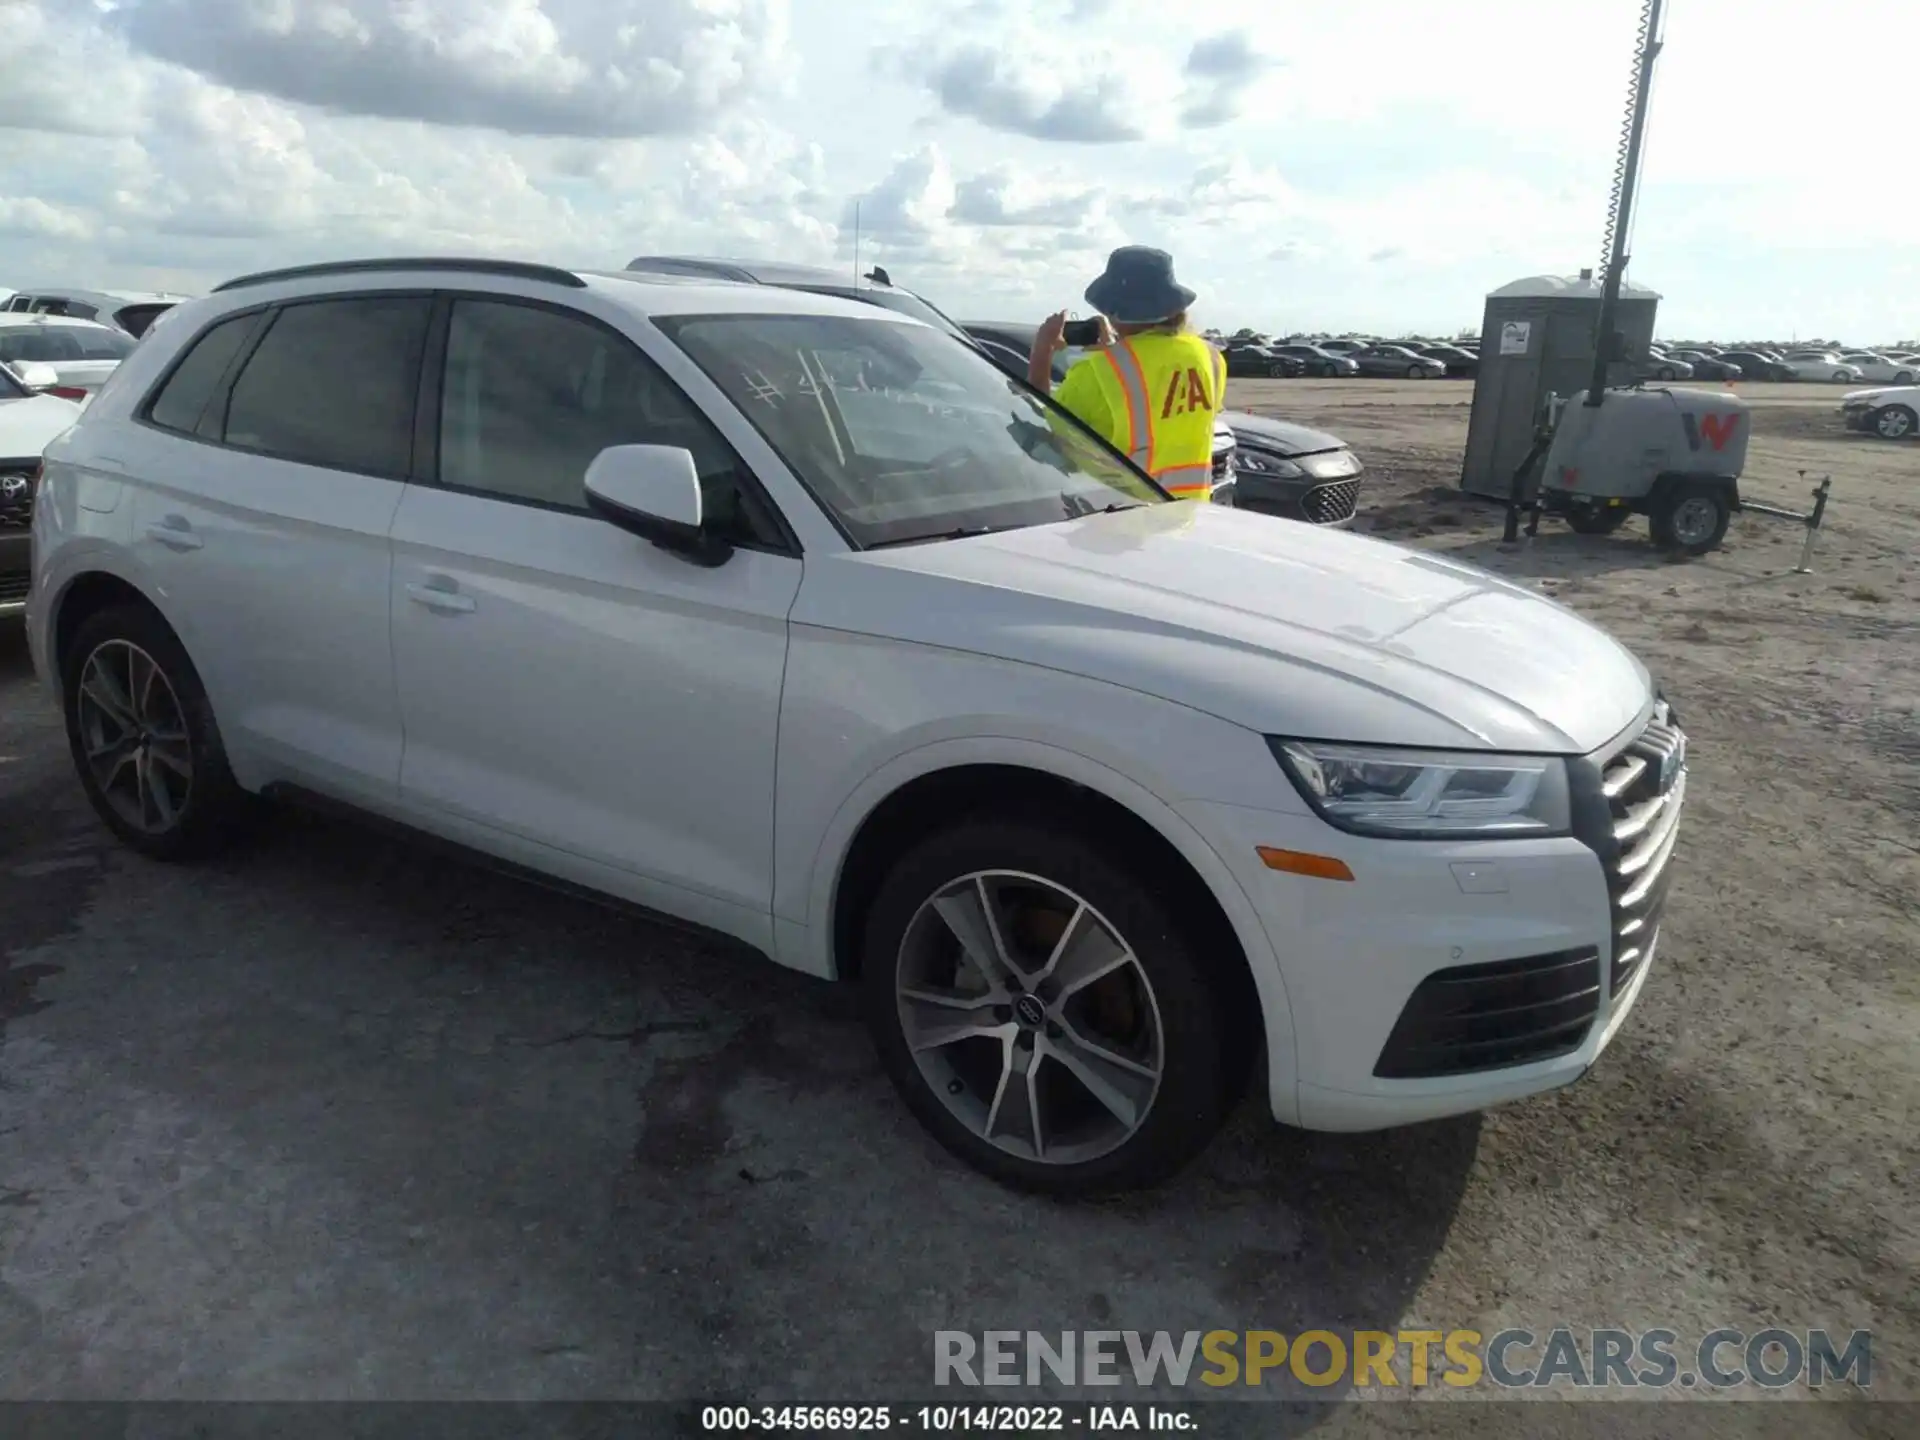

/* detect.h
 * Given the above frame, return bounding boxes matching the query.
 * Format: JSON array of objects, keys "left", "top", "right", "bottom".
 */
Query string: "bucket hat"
[{"left": 1084, "top": 246, "right": 1197, "bottom": 325}]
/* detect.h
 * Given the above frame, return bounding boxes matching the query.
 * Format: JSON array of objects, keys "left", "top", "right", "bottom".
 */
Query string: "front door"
[{"left": 389, "top": 295, "right": 801, "bottom": 942}]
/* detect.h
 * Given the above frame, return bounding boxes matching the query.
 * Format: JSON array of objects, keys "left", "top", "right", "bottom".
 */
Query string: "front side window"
[
  {"left": 658, "top": 311, "right": 1164, "bottom": 548},
  {"left": 436, "top": 298, "right": 777, "bottom": 546},
  {"left": 71, "top": 327, "right": 134, "bottom": 360},
  {"left": 223, "top": 296, "right": 430, "bottom": 477}
]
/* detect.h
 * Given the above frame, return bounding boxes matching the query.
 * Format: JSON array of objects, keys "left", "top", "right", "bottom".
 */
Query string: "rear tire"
[
  {"left": 61, "top": 604, "right": 255, "bottom": 860},
  {"left": 1872, "top": 405, "right": 1916, "bottom": 440},
  {"left": 860, "top": 817, "right": 1234, "bottom": 1196},
  {"left": 1649, "top": 480, "right": 1731, "bottom": 556}
]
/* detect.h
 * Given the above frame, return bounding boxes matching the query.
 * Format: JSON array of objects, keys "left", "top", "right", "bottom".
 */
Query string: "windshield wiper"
[{"left": 867, "top": 524, "right": 1018, "bottom": 549}]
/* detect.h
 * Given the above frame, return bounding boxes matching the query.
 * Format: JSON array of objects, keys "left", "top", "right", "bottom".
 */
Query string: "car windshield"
[{"left": 658, "top": 311, "right": 1165, "bottom": 548}]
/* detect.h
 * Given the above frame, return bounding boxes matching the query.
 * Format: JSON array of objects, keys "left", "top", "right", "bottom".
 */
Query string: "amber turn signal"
[{"left": 1256, "top": 846, "right": 1355, "bottom": 882}]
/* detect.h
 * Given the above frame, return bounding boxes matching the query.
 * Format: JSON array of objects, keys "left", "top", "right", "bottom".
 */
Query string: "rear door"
[
  {"left": 387, "top": 294, "right": 800, "bottom": 942},
  {"left": 129, "top": 294, "right": 427, "bottom": 800}
]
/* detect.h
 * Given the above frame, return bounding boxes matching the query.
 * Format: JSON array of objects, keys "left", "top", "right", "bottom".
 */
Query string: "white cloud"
[
  {"left": 0, "top": 0, "right": 1914, "bottom": 338},
  {"left": 108, "top": 0, "right": 796, "bottom": 138}
]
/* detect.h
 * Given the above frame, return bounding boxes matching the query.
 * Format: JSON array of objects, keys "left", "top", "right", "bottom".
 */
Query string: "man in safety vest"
[{"left": 1028, "top": 246, "right": 1226, "bottom": 501}]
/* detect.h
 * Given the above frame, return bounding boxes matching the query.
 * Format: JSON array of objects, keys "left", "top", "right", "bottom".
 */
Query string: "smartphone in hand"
[{"left": 1061, "top": 318, "right": 1104, "bottom": 347}]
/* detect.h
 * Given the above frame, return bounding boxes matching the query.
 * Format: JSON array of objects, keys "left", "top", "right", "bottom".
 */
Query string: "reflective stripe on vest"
[
  {"left": 1157, "top": 462, "right": 1213, "bottom": 500},
  {"left": 1101, "top": 342, "right": 1155, "bottom": 471}
]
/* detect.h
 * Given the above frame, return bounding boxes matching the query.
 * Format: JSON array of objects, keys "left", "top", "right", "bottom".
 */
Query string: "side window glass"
[
  {"left": 223, "top": 296, "right": 429, "bottom": 476},
  {"left": 437, "top": 298, "right": 778, "bottom": 547},
  {"left": 146, "top": 313, "right": 261, "bottom": 436}
]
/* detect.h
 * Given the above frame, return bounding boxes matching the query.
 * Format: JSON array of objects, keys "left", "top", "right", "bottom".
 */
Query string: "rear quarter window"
[{"left": 145, "top": 312, "right": 265, "bottom": 436}]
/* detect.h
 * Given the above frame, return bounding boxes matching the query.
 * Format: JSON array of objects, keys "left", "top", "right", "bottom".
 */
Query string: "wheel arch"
[
  {"left": 45, "top": 567, "right": 175, "bottom": 701},
  {"left": 809, "top": 741, "right": 1299, "bottom": 1118},
  {"left": 1649, "top": 471, "right": 1740, "bottom": 510}
]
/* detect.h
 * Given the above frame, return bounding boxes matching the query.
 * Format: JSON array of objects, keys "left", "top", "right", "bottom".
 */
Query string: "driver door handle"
[
  {"left": 406, "top": 577, "right": 476, "bottom": 615},
  {"left": 145, "top": 515, "right": 203, "bottom": 550}
]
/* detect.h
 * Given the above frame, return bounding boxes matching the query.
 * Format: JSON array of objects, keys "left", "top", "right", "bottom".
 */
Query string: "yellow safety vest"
[{"left": 1084, "top": 331, "right": 1226, "bottom": 500}]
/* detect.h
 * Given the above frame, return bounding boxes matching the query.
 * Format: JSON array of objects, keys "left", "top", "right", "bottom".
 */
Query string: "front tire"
[
  {"left": 861, "top": 818, "right": 1234, "bottom": 1196},
  {"left": 1657, "top": 367, "right": 1677, "bottom": 381},
  {"left": 1872, "top": 404, "right": 1916, "bottom": 440},
  {"left": 61, "top": 604, "right": 254, "bottom": 860},
  {"left": 1649, "top": 480, "right": 1732, "bottom": 556},
  {"left": 1894, "top": 371, "right": 1915, "bottom": 385}
]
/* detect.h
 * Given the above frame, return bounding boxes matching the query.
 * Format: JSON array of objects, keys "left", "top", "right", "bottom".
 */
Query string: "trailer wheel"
[
  {"left": 1565, "top": 502, "right": 1632, "bottom": 536},
  {"left": 1650, "top": 480, "right": 1731, "bottom": 555}
]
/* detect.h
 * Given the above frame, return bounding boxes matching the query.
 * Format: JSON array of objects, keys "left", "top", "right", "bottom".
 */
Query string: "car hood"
[
  {"left": 1843, "top": 385, "right": 1920, "bottom": 403},
  {"left": 0, "top": 392, "right": 83, "bottom": 453},
  {"left": 1220, "top": 409, "right": 1346, "bottom": 456},
  {"left": 819, "top": 504, "right": 1650, "bottom": 753}
]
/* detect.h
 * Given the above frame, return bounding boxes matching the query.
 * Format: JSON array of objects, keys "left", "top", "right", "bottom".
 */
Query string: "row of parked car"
[
  {"left": 1643, "top": 343, "right": 1920, "bottom": 384},
  {"left": 1213, "top": 336, "right": 1475, "bottom": 380}
]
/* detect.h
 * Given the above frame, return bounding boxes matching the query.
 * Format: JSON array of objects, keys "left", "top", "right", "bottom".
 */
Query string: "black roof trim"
[{"left": 213, "top": 258, "right": 586, "bottom": 294}]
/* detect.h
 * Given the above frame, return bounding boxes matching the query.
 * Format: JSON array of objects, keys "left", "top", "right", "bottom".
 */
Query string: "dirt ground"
[{"left": 0, "top": 377, "right": 1912, "bottom": 1432}]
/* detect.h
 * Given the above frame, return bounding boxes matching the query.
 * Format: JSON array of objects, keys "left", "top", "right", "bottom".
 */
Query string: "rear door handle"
[
  {"left": 406, "top": 577, "right": 477, "bottom": 614},
  {"left": 145, "top": 516, "right": 202, "bottom": 550}
]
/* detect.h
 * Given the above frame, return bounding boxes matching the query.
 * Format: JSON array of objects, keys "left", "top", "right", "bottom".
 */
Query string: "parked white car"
[
  {"left": 26, "top": 258, "right": 1688, "bottom": 1193},
  {"left": 1782, "top": 351, "right": 1864, "bottom": 382},
  {"left": 1840, "top": 385, "right": 1919, "bottom": 440},
  {"left": 0, "top": 314, "right": 134, "bottom": 398},
  {"left": 1837, "top": 353, "right": 1919, "bottom": 385},
  {"left": 1, "top": 363, "right": 84, "bottom": 615},
  {"left": 2, "top": 287, "right": 190, "bottom": 338}
]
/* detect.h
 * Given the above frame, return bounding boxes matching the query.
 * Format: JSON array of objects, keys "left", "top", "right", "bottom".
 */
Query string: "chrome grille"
[
  {"left": 1600, "top": 703, "right": 1687, "bottom": 995},
  {"left": 0, "top": 572, "right": 28, "bottom": 604},
  {"left": 1301, "top": 478, "right": 1360, "bottom": 525},
  {"left": 0, "top": 460, "right": 36, "bottom": 530}
]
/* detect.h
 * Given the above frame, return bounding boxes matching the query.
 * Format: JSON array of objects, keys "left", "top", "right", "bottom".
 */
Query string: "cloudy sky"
[{"left": 1, "top": 0, "right": 1913, "bottom": 341}]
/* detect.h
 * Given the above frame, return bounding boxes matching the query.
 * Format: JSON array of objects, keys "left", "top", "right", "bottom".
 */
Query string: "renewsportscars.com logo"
[{"left": 934, "top": 1328, "right": 1872, "bottom": 1392}]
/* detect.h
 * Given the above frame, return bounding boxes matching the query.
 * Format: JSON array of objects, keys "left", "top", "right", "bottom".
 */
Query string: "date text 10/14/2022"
[{"left": 701, "top": 1405, "right": 1196, "bottom": 1432}]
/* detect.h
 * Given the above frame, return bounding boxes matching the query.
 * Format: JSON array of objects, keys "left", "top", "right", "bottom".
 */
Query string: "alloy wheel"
[
  {"left": 1875, "top": 407, "right": 1914, "bottom": 439},
  {"left": 895, "top": 870, "right": 1164, "bottom": 1166},
  {"left": 76, "top": 639, "right": 194, "bottom": 834}
]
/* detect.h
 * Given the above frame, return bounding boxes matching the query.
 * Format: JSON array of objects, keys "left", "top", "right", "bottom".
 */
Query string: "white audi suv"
[{"left": 26, "top": 257, "right": 1689, "bottom": 1193}]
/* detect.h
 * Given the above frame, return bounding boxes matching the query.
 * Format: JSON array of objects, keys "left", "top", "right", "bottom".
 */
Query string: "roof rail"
[{"left": 213, "top": 257, "right": 587, "bottom": 294}]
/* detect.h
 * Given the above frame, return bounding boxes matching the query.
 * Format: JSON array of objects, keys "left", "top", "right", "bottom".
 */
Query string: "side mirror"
[
  {"left": 583, "top": 444, "right": 732, "bottom": 568},
  {"left": 13, "top": 361, "right": 61, "bottom": 390}
]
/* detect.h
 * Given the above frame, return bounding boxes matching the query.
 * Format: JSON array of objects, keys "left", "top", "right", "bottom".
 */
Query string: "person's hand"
[{"left": 1034, "top": 310, "right": 1069, "bottom": 358}]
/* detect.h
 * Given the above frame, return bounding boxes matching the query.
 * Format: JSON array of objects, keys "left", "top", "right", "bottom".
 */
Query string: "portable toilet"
[{"left": 1460, "top": 272, "right": 1661, "bottom": 499}]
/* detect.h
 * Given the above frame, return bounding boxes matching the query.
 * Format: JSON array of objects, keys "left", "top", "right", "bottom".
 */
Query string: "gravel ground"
[{"left": 0, "top": 377, "right": 1912, "bottom": 1435}]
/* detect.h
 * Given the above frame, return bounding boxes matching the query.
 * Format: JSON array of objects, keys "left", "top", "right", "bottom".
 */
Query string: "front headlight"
[
  {"left": 1269, "top": 739, "right": 1572, "bottom": 839},
  {"left": 1234, "top": 448, "right": 1305, "bottom": 478}
]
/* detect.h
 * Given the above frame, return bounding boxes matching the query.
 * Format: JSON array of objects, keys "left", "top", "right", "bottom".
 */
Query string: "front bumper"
[
  {"left": 0, "top": 532, "right": 29, "bottom": 617},
  {"left": 1185, "top": 704, "right": 1686, "bottom": 1131},
  {"left": 1841, "top": 404, "right": 1874, "bottom": 431},
  {"left": 1233, "top": 450, "right": 1364, "bottom": 525}
]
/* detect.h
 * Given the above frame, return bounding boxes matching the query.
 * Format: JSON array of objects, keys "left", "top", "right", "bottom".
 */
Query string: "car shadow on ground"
[{"left": 0, "top": 741, "right": 1480, "bottom": 1416}]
